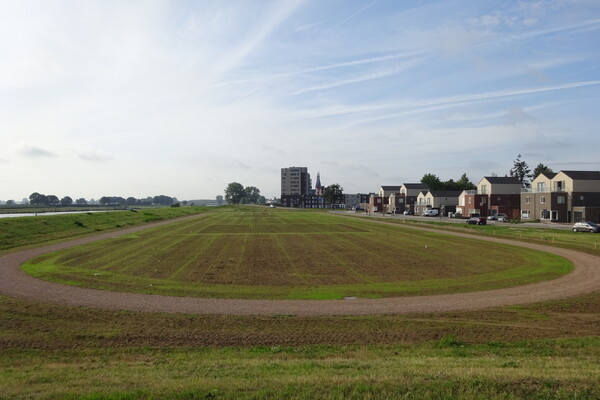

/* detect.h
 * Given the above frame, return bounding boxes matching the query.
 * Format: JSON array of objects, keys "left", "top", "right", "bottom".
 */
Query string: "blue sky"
[{"left": 1, "top": 0, "right": 599, "bottom": 201}]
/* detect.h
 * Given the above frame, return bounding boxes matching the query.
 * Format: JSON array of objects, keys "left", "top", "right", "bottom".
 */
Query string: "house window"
[
  {"left": 481, "top": 185, "right": 487, "bottom": 194},
  {"left": 468, "top": 198, "right": 472, "bottom": 204},
  {"left": 540, "top": 196, "right": 546, "bottom": 204},
  {"left": 580, "top": 196, "right": 584, "bottom": 200},
  {"left": 521, "top": 210, "right": 530, "bottom": 219},
  {"left": 557, "top": 196, "right": 565, "bottom": 204},
  {"left": 537, "top": 182, "right": 546, "bottom": 192},
  {"left": 526, "top": 196, "right": 530, "bottom": 204}
]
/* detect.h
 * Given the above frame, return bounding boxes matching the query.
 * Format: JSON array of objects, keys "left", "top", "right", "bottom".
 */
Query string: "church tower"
[{"left": 315, "top": 172, "right": 324, "bottom": 195}]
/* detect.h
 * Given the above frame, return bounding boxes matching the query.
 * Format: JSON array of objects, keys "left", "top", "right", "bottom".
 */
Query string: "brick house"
[{"left": 521, "top": 171, "right": 600, "bottom": 223}]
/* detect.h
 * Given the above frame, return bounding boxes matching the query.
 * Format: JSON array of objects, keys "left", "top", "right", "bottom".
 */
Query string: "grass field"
[
  {"left": 1, "top": 206, "right": 599, "bottom": 399},
  {"left": 21, "top": 207, "right": 570, "bottom": 299},
  {"left": 0, "top": 206, "right": 208, "bottom": 253}
]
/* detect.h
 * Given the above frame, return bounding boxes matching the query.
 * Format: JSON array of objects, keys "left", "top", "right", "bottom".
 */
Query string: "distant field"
[{"left": 23, "top": 207, "right": 571, "bottom": 299}]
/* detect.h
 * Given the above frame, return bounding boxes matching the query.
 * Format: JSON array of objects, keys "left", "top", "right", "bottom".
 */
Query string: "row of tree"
[
  {"left": 224, "top": 183, "right": 266, "bottom": 205},
  {"left": 28, "top": 192, "right": 178, "bottom": 207},
  {"left": 420, "top": 173, "right": 476, "bottom": 191},
  {"left": 418, "top": 155, "right": 554, "bottom": 191}
]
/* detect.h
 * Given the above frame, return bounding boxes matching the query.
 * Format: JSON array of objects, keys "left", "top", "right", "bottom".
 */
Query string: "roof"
[
  {"left": 559, "top": 171, "right": 600, "bottom": 180},
  {"left": 482, "top": 176, "right": 521, "bottom": 184},
  {"left": 380, "top": 186, "right": 402, "bottom": 191},
  {"left": 429, "top": 190, "right": 462, "bottom": 197},
  {"left": 538, "top": 172, "right": 558, "bottom": 179},
  {"left": 403, "top": 183, "right": 429, "bottom": 189}
]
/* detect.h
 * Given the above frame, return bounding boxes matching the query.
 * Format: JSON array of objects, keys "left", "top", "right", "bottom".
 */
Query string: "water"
[{"left": 0, "top": 210, "right": 117, "bottom": 218}]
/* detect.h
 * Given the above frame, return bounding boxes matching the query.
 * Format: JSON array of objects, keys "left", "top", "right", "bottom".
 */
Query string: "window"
[
  {"left": 580, "top": 196, "right": 585, "bottom": 201},
  {"left": 468, "top": 198, "right": 472, "bottom": 204},
  {"left": 557, "top": 196, "right": 565, "bottom": 204},
  {"left": 537, "top": 182, "right": 546, "bottom": 192},
  {"left": 540, "top": 196, "right": 546, "bottom": 204},
  {"left": 480, "top": 185, "right": 487, "bottom": 194},
  {"left": 521, "top": 210, "right": 530, "bottom": 219},
  {"left": 526, "top": 196, "right": 531, "bottom": 204}
]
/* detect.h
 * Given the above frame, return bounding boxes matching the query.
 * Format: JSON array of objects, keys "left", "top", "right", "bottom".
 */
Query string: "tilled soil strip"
[{"left": 0, "top": 213, "right": 598, "bottom": 316}]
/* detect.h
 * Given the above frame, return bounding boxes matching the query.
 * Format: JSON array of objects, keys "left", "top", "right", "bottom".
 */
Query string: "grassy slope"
[
  {"left": 1, "top": 206, "right": 599, "bottom": 399},
  {"left": 0, "top": 206, "right": 209, "bottom": 253},
  {"left": 21, "top": 208, "right": 571, "bottom": 299}
]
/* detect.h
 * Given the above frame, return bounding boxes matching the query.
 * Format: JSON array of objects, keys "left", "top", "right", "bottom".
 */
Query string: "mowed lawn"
[{"left": 23, "top": 207, "right": 571, "bottom": 299}]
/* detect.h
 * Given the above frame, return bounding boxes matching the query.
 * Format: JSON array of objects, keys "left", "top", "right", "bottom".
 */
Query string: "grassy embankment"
[
  {"left": 0, "top": 206, "right": 209, "bottom": 254},
  {"left": 1, "top": 206, "right": 599, "bottom": 399},
  {"left": 21, "top": 208, "right": 570, "bottom": 299}
]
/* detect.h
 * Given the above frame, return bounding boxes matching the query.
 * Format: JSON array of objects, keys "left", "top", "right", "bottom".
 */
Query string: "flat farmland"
[{"left": 23, "top": 207, "right": 571, "bottom": 299}]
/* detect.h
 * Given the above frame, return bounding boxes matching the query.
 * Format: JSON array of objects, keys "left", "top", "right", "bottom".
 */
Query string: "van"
[{"left": 423, "top": 209, "right": 439, "bottom": 217}]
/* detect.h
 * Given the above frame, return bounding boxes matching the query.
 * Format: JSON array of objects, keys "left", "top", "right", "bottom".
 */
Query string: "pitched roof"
[
  {"left": 429, "top": 190, "right": 462, "bottom": 197},
  {"left": 380, "top": 186, "right": 402, "bottom": 191},
  {"left": 559, "top": 171, "right": 600, "bottom": 180},
  {"left": 403, "top": 183, "right": 429, "bottom": 189},
  {"left": 539, "top": 172, "right": 558, "bottom": 179},
  {"left": 482, "top": 176, "right": 521, "bottom": 184}
]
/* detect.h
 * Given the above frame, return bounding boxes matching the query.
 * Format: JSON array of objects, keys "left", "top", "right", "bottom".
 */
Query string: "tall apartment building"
[{"left": 281, "top": 167, "right": 321, "bottom": 208}]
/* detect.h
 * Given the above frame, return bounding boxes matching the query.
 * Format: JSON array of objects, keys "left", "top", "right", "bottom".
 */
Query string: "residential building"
[
  {"left": 400, "top": 183, "right": 429, "bottom": 214},
  {"left": 520, "top": 171, "right": 600, "bottom": 222},
  {"left": 280, "top": 166, "right": 318, "bottom": 208},
  {"left": 344, "top": 193, "right": 372, "bottom": 210},
  {"left": 479, "top": 176, "right": 521, "bottom": 219},
  {"left": 415, "top": 190, "right": 461, "bottom": 215}
]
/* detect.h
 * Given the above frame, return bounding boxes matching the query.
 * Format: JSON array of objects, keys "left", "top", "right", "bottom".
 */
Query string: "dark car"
[
  {"left": 572, "top": 221, "right": 599, "bottom": 233},
  {"left": 466, "top": 217, "right": 486, "bottom": 225}
]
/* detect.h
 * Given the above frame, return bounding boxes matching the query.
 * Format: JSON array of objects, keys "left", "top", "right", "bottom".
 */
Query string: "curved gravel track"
[{"left": 0, "top": 214, "right": 599, "bottom": 316}]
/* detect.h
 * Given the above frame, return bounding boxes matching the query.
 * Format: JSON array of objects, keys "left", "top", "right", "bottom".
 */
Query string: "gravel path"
[{"left": 0, "top": 214, "right": 599, "bottom": 316}]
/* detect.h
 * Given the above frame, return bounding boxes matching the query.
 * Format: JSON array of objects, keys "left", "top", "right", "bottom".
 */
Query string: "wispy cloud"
[
  {"left": 77, "top": 149, "right": 114, "bottom": 163},
  {"left": 18, "top": 145, "right": 57, "bottom": 158}
]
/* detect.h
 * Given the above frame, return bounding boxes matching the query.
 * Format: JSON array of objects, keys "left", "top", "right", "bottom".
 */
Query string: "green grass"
[
  {"left": 364, "top": 214, "right": 600, "bottom": 255},
  {"left": 0, "top": 206, "right": 210, "bottom": 253},
  {"left": 1, "top": 337, "right": 599, "bottom": 399},
  {"left": 21, "top": 207, "right": 571, "bottom": 299},
  {"left": 2, "top": 206, "right": 599, "bottom": 399}
]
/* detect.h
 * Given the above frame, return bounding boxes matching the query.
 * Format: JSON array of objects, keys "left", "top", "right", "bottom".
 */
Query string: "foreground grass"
[
  {"left": 0, "top": 206, "right": 209, "bottom": 254},
  {"left": 1, "top": 288, "right": 599, "bottom": 398},
  {"left": 2, "top": 338, "right": 599, "bottom": 399},
  {"left": 21, "top": 207, "right": 571, "bottom": 299}
]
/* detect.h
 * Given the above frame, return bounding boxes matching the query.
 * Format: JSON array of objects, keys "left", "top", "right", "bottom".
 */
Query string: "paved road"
[
  {"left": 0, "top": 213, "right": 598, "bottom": 316},
  {"left": 335, "top": 210, "right": 576, "bottom": 230}
]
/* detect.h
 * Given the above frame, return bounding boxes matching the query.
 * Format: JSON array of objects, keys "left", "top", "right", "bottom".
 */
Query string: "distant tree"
[
  {"left": 126, "top": 197, "right": 138, "bottom": 206},
  {"left": 420, "top": 173, "right": 444, "bottom": 191},
  {"left": 509, "top": 154, "right": 532, "bottom": 188},
  {"left": 171, "top": 202, "right": 181, "bottom": 207},
  {"left": 225, "top": 182, "right": 246, "bottom": 204},
  {"left": 456, "top": 173, "right": 476, "bottom": 191},
  {"left": 532, "top": 163, "right": 553, "bottom": 179},
  {"left": 323, "top": 183, "right": 344, "bottom": 208},
  {"left": 21, "top": 198, "right": 30, "bottom": 205},
  {"left": 60, "top": 196, "right": 73, "bottom": 206},
  {"left": 244, "top": 186, "right": 261, "bottom": 204},
  {"left": 46, "top": 195, "right": 60, "bottom": 206},
  {"left": 29, "top": 192, "right": 48, "bottom": 206},
  {"left": 257, "top": 195, "right": 266, "bottom": 205},
  {"left": 153, "top": 195, "right": 174, "bottom": 206},
  {"left": 76, "top": 198, "right": 87, "bottom": 205},
  {"left": 182, "top": 200, "right": 188, "bottom": 206},
  {"left": 5, "top": 200, "right": 15, "bottom": 206}
]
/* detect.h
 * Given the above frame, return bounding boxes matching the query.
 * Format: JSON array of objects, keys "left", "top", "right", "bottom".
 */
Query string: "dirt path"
[{"left": 0, "top": 214, "right": 599, "bottom": 316}]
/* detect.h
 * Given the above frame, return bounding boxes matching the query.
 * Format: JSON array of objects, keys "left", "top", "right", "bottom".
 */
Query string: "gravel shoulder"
[{"left": 0, "top": 214, "right": 599, "bottom": 316}]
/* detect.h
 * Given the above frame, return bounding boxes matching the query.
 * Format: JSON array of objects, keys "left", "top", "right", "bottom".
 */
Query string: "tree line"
[
  {"left": 224, "top": 183, "right": 266, "bottom": 205},
  {"left": 27, "top": 192, "right": 178, "bottom": 207},
  {"left": 419, "top": 155, "right": 554, "bottom": 191}
]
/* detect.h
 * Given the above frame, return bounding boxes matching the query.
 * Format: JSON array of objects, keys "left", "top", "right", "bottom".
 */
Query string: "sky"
[{"left": 1, "top": 0, "right": 599, "bottom": 202}]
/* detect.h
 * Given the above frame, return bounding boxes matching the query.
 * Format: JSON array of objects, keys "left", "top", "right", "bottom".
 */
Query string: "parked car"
[
  {"left": 488, "top": 213, "right": 508, "bottom": 222},
  {"left": 403, "top": 209, "right": 414, "bottom": 215},
  {"left": 423, "top": 209, "right": 439, "bottom": 217},
  {"left": 572, "top": 221, "right": 599, "bottom": 233},
  {"left": 466, "top": 217, "right": 486, "bottom": 225}
]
